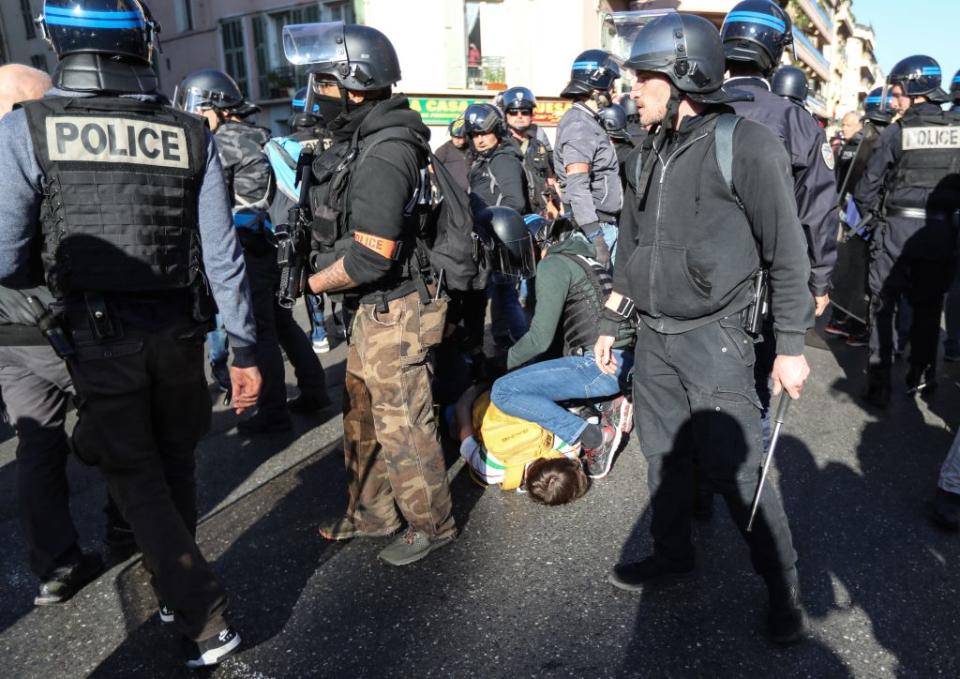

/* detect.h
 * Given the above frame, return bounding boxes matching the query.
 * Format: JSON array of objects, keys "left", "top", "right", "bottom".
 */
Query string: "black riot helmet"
[
  {"left": 173, "top": 69, "right": 259, "bottom": 117},
  {"left": 462, "top": 103, "right": 504, "bottom": 136},
  {"left": 721, "top": 0, "right": 793, "bottom": 75},
  {"left": 283, "top": 21, "right": 401, "bottom": 92},
  {"left": 476, "top": 207, "right": 538, "bottom": 279},
  {"left": 771, "top": 65, "right": 808, "bottom": 104},
  {"left": 626, "top": 12, "right": 749, "bottom": 105},
  {"left": 292, "top": 86, "right": 320, "bottom": 114},
  {"left": 500, "top": 86, "right": 537, "bottom": 112},
  {"left": 619, "top": 94, "right": 639, "bottom": 122},
  {"left": 38, "top": 0, "right": 160, "bottom": 65},
  {"left": 887, "top": 55, "right": 949, "bottom": 102},
  {"left": 598, "top": 104, "right": 630, "bottom": 141},
  {"left": 560, "top": 50, "right": 620, "bottom": 99},
  {"left": 951, "top": 69, "right": 960, "bottom": 104},
  {"left": 863, "top": 86, "right": 893, "bottom": 125}
]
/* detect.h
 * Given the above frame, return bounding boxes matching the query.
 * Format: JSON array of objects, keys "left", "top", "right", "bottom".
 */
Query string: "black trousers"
[
  {"left": 0, "top": 346, "right": 80, "bottom": 579},
  {"left": 67, "top": 313, "right": 226, "bottom": 641},
  {"left": 868, "top": 252, "right": 955, "bottom": 372},
  {"left": 632, "top": 318, "right": 797, "bottom": 576}
]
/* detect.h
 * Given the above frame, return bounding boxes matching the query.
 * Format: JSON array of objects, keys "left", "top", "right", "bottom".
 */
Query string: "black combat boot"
[
  {"left": 608, "top": 556, "right": 696, "bottom": 592},
  {"left": 862, "top": 366, "right": 891, "bottom": 407},
  {"left": 764, "top": 568, "right": 807, "bottom": 645}
]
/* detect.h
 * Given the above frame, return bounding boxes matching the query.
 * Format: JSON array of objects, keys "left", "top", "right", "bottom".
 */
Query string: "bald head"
[
  {"left": 0, "top": 64, "right": 52, "bottom": 118},
  {"left": 840, "top": 111, "right": 862, "bottom": 141}
]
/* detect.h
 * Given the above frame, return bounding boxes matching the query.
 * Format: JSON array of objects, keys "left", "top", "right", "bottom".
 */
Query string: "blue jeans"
[
  {"left": 207, "top": 313, "right": 228, "bottom": 369},
  {"left": 306, "top": 294, "right": 327, "bottom": 342},
  {"left": 491, "top": 349, "right": 633, "bottom": 444},
  {"left": 488, "top": 273, "right": 528, "bottom": 345}
]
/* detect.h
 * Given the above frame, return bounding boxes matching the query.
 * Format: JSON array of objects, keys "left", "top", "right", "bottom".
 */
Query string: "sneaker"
[
  {"left": 845, "top": 332, "right": 869, "bottom": 347},
  {"left": 237, "top": 411, "right": 293, "bottom": 435},
  {"left": 378, "top": 528, "right": 455, "bottom": 567},
  {"left": 312, "top": 337, "right": 330, "bottom": 354},
  {"left": 159, "top": 603, "right": 175, "bottom": 624},
  {"left": 583, "top": 425, "right": 618, "bottom": 479},
  {"left": 906, "top": 366, "right": 937, "bottom": 395},
  {"left": 35, "top": 552, "right": 105, "bottom": 606},
  {"left": 287, "top": 393, "right": 333, "bottom": 414},
  {"left": 608, "top": 556, "right": 696, "bottom": 592},
  {"left": 317, "top": 515, "right": 399, "bottom": 542},
  {"left": 929, "top": 489, "right": 960, "bottom": 531},
  {"left": 184, "top": 627, "right": 241, "bottom": 668},
  {"left": 823, "top": 321, "right": 850, "bottom": 337}
]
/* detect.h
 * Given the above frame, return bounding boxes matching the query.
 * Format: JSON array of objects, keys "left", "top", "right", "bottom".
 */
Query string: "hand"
[
  {"left": 229, "top": 366, "right": 262, "bottom": 415},
  {"left": 814, "top": 293, "right": 830, "bottom": 317},
  {"left": 771, "top": 354, "right": 810, "bottom": 400},
  {"left": 594, "top": 335, "right": 617, "bottom": 376}
]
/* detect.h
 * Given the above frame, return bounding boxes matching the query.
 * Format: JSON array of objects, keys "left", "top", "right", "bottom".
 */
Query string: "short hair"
[
  {"left": 526, "top": 457, "right": 589, "bottom": 506},
  {"left": 842, "top": 111, "right": 861, "bottom": 125}
]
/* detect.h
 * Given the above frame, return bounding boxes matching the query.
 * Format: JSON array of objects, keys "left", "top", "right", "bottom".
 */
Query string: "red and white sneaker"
[{"left": 583, "top": 424, "right": 618, "bottom": 479}]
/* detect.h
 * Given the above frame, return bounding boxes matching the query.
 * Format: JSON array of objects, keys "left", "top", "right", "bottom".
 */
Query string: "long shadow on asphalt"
[{"left": 613, "top": 411, "right": 852, "bottom": 677}]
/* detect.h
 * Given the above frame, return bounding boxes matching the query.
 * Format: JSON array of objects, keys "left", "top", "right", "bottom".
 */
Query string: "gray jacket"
[{"left": 554, "top": 102, "right": 623, "bottom": 227}]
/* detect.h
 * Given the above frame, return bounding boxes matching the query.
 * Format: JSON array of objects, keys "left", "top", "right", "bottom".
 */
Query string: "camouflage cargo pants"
[{"left": 342, "top": 291, "right": 456, "bottom": 539}]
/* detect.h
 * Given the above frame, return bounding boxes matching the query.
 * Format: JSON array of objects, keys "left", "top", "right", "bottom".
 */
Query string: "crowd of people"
[{"left": 0, "top": 0, "right": 959, "bottom": 670}]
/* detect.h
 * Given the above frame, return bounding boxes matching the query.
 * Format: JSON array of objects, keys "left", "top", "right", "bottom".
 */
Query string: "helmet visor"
[
  {"left": 602, "top": 10, "right": 674, "bottom": 63},
  {"left": 173, "top": 86, "right": 211, "bottom": 114},
  {"left": 497, "top": 234, "right": 538, "bottom": 279},
  {"left": 283, "top": 22, "right": 347, "bottom": 66}
]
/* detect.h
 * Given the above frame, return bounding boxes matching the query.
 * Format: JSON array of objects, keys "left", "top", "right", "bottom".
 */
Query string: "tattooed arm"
[{"left": 308, "top": 257, "right": 358, "bottom": 295}]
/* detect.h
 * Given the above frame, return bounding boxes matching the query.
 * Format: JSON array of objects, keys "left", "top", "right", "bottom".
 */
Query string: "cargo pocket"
[
  {"left": 418, "top": 298, "right": 448, "bottom": 350},
  {"left": 718, "top": 316, "right": 756, "bottom": 367},
  {"left": 399, "top": 350, "right": 435, "bottom": 427}
]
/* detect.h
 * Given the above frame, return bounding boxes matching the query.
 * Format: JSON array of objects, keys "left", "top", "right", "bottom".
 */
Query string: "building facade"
[{"left": 0, "top": 0, "right": 53, "bottom": 73}]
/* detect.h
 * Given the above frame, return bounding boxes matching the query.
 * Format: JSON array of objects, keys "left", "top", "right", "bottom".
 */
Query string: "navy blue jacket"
[{"left": 728, "top": 77, "right": 839, "bottom": 296}]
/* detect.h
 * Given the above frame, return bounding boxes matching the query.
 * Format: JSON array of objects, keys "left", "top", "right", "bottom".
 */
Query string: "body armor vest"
[
  {"left": 21, "top": 96, "right": 208, "bottom": 298},
  {"left": 521, "top": 135, "right": 552, "bottom": 213},
  {"left": 558, "top": 252, "right": 635, "bottom": 354},
  {"left": 886, "top": 110, "right": 960, "bottom": 215}
]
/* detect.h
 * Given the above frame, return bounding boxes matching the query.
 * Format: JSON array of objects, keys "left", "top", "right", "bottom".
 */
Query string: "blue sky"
[{"left": 854, "top": 0, "right": 958, "bottom": 79}]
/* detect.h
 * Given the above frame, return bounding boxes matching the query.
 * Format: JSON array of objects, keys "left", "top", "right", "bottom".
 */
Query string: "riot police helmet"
[
  {"left": 462, "top": 103, "right": 504, "bottom": 137},
  {"left": 721, "top": 0, "right": 793, "bottom": 75},
  {"left": 771, "top": 65, "right": 808, "bottom": 104},
  {"left": 863, "top": 86, "right": 893, "bottom": 124},
  {"left": 619, "top": 94, "right": 639, "bottom": 121},
  {"left": 292, "top": 86, "right": 320, "bottom": 114},
  {"left": 500, "top": 86, "right": 537, "bottom": 112},
  {"left": 38, "top": 0, "right": 160, "bottom": 65},
  {"left": 560, "top": 50, "right": 620, "bottom": 99},
  {"left": 283, "top": 21, "right": 401, "bottom": 92},
  {"left": 951, "top": 69, "right": 960, "bottom": 104},
  {"left": 173, "top": 69, "right": 259, "bottom": 117},
  {"left": 476, "top": 207, "right": 538, "bottom": 279},
  {"left": 598, "top": 104, "right": 630, "bottom": 141},
  {"left": 887, "top": 55, "right": 949, "bottom": 102},
  {"left": 626, "top": 12, "right": 750, "bottom": 105}
]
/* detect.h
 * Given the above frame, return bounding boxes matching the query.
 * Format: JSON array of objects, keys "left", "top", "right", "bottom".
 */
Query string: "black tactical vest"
[
  {"left": 886, "top": 110, "right": 960, "bottom": 214},
  {"left": 521, "top": 135, "right": 552, "bottom": 213},
  {"left": 558, "top": 252, "right": 635, "bottom": 354},
  {"left": 21, "top": 96, "right": 208, "bottom": 298}
]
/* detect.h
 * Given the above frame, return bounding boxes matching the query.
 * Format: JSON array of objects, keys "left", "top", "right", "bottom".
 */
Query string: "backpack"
[{"left": 347, "top": 126, "right": 482, "bottom": 293}]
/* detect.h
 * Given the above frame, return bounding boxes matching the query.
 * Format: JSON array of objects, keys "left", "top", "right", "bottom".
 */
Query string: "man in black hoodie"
[
  {"left": 595, "top": 13, "right": 813, "bottom": 645},
  {"left": 287, "top": 22, "right": 455, "bottom": 567}
]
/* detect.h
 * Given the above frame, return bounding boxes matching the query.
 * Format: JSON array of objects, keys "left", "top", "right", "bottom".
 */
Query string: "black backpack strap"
[{"left": 714, "top": 113, "right": 742, "bottom": 209}]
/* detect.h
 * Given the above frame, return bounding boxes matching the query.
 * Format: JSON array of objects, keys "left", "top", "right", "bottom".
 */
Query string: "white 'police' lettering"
[
  {"left": 901, "top": 126, "right": 960, "bottom": 151},
  {"left": 45, "top": 116, "right": 189, "bottom": 169}
]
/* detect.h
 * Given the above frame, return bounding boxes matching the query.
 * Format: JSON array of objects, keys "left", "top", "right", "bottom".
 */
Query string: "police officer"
[
  {"left": 596, "top": 13, "right": 812, "bottom": 644},
  {"left": 721, "top": 0, "right": 838, "bottom": 318},
  {"left": 463, "top": 102, "right": 530, "bottom": 216},
  {"left": 175, "top": 69, "right": 330, "bottom": 431},
  {"left": 498, "top": 86, "right": 557, "bottom": 215},
  {"left": 835, "top": 112, "right": 864, "bottom": 190},
  {"left": 0, "top": 63, "right": 108, "bottom": 606},
  {"left": 555, "top": 50, "right": 624, "bottom": 265},
  {"left": 855, "top": 55, "right": 960, "bottom": 404},
  {"left": 435, "top": 116, "right": 471, "bottom": 193},
  {"left": 619, "top": 93, "right": 648, "bottom": 146},
  {"left": 952, "top": 69, "right": 960, "bottom": 113},
  {"left": 0, "top": 0, "right": 261, "bottom": 667},
  {"left": 598, "top": 103, "right": 635, "bottom": 191},
  {"left": 771, "top": 65, "right": 808, "bottom": 106},
  {"left": 285, "top": 22, "right": 456, "bottom": 565}
]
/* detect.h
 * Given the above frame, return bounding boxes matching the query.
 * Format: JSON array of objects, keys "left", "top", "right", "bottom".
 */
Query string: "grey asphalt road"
[{"left": 1, "top": 309, "right": 958, "bottom": 679}]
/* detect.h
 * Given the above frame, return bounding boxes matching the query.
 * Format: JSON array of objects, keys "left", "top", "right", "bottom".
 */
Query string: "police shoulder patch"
[{"left": 820, "top": 142, "right": 835, "bottom": 171}]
